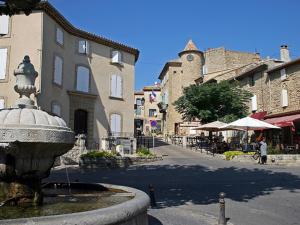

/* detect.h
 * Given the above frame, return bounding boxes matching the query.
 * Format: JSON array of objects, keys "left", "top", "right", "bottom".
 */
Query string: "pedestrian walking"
[{"left": 260, "top": 137, "right": 268, "bottom": 164}]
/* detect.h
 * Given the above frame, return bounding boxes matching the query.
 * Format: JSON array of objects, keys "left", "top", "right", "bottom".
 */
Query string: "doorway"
[{"left": 74, "top": 109, "right": 88, "bottom": 135}]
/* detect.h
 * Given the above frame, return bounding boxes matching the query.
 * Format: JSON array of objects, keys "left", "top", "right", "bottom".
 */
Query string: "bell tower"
[{"left": 178, "top": 40, "right": 204, "bottom": 84}]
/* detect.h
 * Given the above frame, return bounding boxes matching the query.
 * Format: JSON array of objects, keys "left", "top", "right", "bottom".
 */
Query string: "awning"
[
  {"left": 264, "top": 114, "right": 300, "bottom": 127},
  {"left": 250, "top": 111, "right": 267, "bottom": 120}
]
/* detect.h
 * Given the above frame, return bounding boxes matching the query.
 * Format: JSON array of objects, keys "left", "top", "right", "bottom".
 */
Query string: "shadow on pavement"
[
  {"left": 148, "top": 215, "right": 163, "bottom": 225},
  {"left": 48, "top": 164, "right": 300, "bottom": 208}
]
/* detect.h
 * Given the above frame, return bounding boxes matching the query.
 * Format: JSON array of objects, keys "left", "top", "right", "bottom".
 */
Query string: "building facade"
[
  {"left": 134, "top": 85, "right": 162, "bottom": 135},
  {"left": 0, "top": 2, "right": 139, "bottom": 148},
  {"left": 158, "top": 40, "right": 259, "bottom": 135}
]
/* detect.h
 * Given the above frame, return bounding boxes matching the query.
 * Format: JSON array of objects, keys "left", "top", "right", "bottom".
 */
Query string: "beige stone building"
[
  {"left": 0, "top": 2, "right": 139, "bottom": 148},
  {"left": 134, "top": 85, "right": 162, "bottom": 135},
  {"left": 158, "top": 40, "right": 259, "bottom": 135}
]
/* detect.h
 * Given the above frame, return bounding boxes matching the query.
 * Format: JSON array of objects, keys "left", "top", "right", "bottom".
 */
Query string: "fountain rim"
[{"left": 0, "top": 182, "right": 150, "bottom": 225}]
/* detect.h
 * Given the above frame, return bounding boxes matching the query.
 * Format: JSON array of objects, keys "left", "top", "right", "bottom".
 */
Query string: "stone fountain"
[
  {"left": 0, "top": 56, "right": 149, "bottom": 225},
  {"left": 0, "top": 56, "right": 75, "bottom": 205}
]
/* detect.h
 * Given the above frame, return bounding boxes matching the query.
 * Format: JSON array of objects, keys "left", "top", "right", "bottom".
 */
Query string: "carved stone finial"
[{"left": 14, "top": 55, "right": 38, "bottom": 109}]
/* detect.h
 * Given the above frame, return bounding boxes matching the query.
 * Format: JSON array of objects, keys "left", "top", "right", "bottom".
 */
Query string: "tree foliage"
[{"left": 173, "top": 81, "right": 252, "bottom": 123}]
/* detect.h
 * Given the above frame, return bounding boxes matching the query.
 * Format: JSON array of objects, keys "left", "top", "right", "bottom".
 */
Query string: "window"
[
  {"left": 56, "top": 27, "right": 64, "bottom": 45},
  {"left": 78, "top": 40, "right": 89, "bottom": 54},
  {"left": 0, "top": 48, "right": 7, "bottom": 80},
  {"left": 280, "top": 68, "right": 287, "bottom": 80},
  {"left": 136, "top": 98, "right": 142, "bottom": 106},
  {"left": 76, "top": 66, "right": 90, "bottom": 92},
  {"left": 0, "top": 98, "right": 4, "bottom": 109},
  {"left": 149, "top": 109, "right": 157, "bottom": 117},
  {"left": 51, "top": 102, "right": 61, "bottom": 117},
  {"left": 249, "top": 75, "right": 255, "bottom": 87},
  {"left": 110, "top": 75, "right": 122, "bottom": 98},
  {"left": 251, "top": 95, "right": 257, "bottom": 112},
  {"left": 135, "top": 107, "right": 142, "bottom": 116},
  {"left": 110, "top": 113, "right": 121, "bottom": 135},
  {"left": 53, "top": 55, "right": 63, "bottom": 85},
  {"left": 281, "top": 89, "right": 288, "bottom": 107},
  {"left": 111, "top": 50, "right": 122, "bottom": 64},
  {"left": 0, "top": 15, "right": 9, "bottom": 36},
  {"left": 202, "top": 65, "right": 208, "bottom": 75}
]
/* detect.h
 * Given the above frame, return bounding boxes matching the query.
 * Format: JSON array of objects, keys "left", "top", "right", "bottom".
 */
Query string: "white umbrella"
[
  {"left": 220, "top": 116, "right": 280, "bottom": 147},
  {"left": 192, "top": 121, "right": 228, "bottom": 131},
  {"left": 221, "top": 117, "right": 280, "bottom": 130}
]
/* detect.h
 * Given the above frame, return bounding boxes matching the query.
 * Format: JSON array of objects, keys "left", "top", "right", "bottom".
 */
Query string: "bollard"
[
  {"left": 149, "top": 184, "right": 157, "bottom": 207},
  {"left": 218, "top": 192, "right": 226, "bottom": 225}
]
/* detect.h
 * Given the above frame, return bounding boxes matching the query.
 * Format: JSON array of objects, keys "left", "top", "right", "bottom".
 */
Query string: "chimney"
[{"left": 280, "top": 45, "right": 291, "bottom": 62}]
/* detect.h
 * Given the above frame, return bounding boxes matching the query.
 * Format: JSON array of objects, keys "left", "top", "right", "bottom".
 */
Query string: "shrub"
[
  {"left": 267, "top": 147, "right": 282, "bottom": 155},
  {"left": 136, "top": 147, "right": 155, "bottom": 157},
  {"left": 81, "top": 151, "right": 117, "bottom": 159},
  {"left": 224, "top": 151, "right": 254, "bottom": 160}
]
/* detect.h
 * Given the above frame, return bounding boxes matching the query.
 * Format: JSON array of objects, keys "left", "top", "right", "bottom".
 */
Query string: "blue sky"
[{"left": 49, "top": 0, "right": 300, "bottom": 90}]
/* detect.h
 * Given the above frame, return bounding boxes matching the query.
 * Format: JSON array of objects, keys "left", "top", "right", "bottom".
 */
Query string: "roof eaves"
[
  {"left": 158, "top": 61, "right": 182, "bottom": 80},
  {"left": 267, "top": 57, "right": 300, "bottom": 73}
]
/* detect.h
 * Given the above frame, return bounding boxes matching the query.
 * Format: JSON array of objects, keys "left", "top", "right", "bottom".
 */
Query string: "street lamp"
[{"left": 0, "top": 0, "right": 41, "bottom": 16}]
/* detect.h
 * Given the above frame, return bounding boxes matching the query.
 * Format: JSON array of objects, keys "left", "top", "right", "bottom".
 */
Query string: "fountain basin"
[{"left": 0, "top": 183, "right": 150, "bottom": 225}]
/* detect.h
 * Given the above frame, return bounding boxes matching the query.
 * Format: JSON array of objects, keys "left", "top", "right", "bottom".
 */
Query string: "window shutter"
[
  {"left": 117, "top": 75, "right": 122, "bottom": 98},
  {"left": 281, "top": 89, "right": 288, "bottom": 107},
  {"left": 76, "top": 66, "right": 89, "bottom": 92},
  {"left": 202, "top": 65, "right": 208, "bottom": 75},
  {"left": 0, "top": 99, "right": 4, "bottom": 109},
  {"left": 116, "top": 114, "right": 121, "bottom": 133},
  {"left": 112, "top": 51, "right": 121, "bottom": 63},
  {"left": 79, "top": 40, "right": 89, "bottom": 54},
  {"left": 280, "top": 69, "right": 287, "bottom": 80},
  {"left": 0, "top": 16, "right": 9, "bottom": 35},
  {"left": 0, "top": 48, "right": 8, "bottom": 80},
  {"left": 251, "top": 95, "right": 257, "bottom": 111},
  {"left": 52, "top": 103, "right": 61, "bottom": 116},
  {"left": 56, "top": 28, "right": 64, "bottom": 45},
  {"left": 111, "top": 114, "right": 121, "bottom": 135},
  {"left": 54, "top": 56, "right": 63, "bottom": 85},
  {"left": 111, "top": 75, "right": 117, "bottom": 97}
]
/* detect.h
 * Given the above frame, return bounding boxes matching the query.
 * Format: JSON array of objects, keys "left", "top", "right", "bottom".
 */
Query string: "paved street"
[{"left": 48, "top": 140, "right": 300, "bottom": 225}]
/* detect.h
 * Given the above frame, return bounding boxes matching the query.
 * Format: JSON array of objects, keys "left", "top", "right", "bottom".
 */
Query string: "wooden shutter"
[
  {"left": 110, "top": 75, "right": 117, "bottom": 97},
  {"left": 251, "top": 95, "right": 257, "bottom": 111},
  {"left": 0, "top": 16, "right": 9, "bottom": 35},
  {"left": 0, "top": 48, "right": 7, "bottom": 80},
  {"left": 112, "top": 51, "right": 121, "bottom": 63},
  {"left": 111, "top": 114, "right": 121, "bottom": 135},
  {"left": 52, "top": 103, "right": 61, "bottom": 116},
  {"left": 281, "top": 89, "right": 288, "bottom": 107},
  {"left": 76, "top": 66, "right": 89, "bottom": 92},
  {"left": 0, "top": 99, "right": 4, "bottom": 109},
  {"left": 79, "top": 40, "right": 89, "bottom": 54},
  {"left": 280, "top": 69, "right": 287, "bottom": 80},
  {"left": 56, "top": 28, "right": 64, "bottom": 45},
  {"left": 54, "top": 56, "right": 63, "bottom": 85},
  {"left": 116, "top": 75, "right": 122, "bottom": 98}
]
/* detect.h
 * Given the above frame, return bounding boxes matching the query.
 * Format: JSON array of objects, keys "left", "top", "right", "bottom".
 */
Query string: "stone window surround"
[
  {"left": 52, "top": 53, "right": 64, "bottom": 88},
  {"left": 0, "top": 15, "right": 12, "bottom": 39},
  {"left": 0, "top": 46, "right": 10, "bottom": 83},
  {"left": 74, "top": 64, "right": 91, "bottom": 93},
  {"left": 55, "top": 26, "right": 64, "bottom": 47},
  {"left": 109, "top": 112, "right": 123, "bottom": 134}
]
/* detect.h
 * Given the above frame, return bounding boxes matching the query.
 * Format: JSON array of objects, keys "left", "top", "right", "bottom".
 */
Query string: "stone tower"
[{"left": 178, "top": 40, "right": 204, "bottom": 87}]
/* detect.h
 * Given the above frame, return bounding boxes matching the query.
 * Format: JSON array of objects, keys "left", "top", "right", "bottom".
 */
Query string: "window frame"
[
  {"left": 149, "top": 109, "right": 157, "bottom": 117},
  {"left": 75, "top": 65, "right": 91, "bottom": 93},
  {"left": 55, "top": 26, "right": 64, "bottom": 47},
  {"left": 53, "top": 54, "right": 64, "bottom": 87},
  {"left": 0, "top": 46, "right": 10, "bottom": 83},
  {"left": 78, "top": 39, "right": 90, "bottom": 55}
]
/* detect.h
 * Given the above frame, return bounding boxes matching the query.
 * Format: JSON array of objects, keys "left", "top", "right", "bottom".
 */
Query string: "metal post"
[{"left": 218, "top": 192, "right": 226, "bottom": 225}]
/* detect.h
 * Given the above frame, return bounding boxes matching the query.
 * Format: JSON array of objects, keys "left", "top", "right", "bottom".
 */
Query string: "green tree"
[{"left": 173, "top": 81, "right": 252, "bottom": 123}]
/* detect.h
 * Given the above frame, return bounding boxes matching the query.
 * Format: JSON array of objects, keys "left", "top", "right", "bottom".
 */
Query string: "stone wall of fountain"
[{"left": 0, "top": 56, "right": 75, "bottom": 206}]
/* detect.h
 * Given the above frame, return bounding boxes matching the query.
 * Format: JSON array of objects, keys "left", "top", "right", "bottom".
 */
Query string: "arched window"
[
  {"left": 76, "top": 66, "right": 90, "bottom": 92},
  {"left": 110, "top": 113, "right": 121, "bottom": 136}
]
